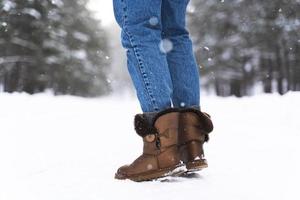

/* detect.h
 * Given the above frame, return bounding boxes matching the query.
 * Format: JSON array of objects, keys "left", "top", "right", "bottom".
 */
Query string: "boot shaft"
[
  {"left": 115, "top": 108, "right": 184, "bottom": 181},
  {"left": 135, "top": 108, "right": 180, "bottom": 153},
  {"left": 139, "top": 110, "right": 181, "bottom": 168},
  {"left": 179, "top": 107, "right": 213, "bottom": 144},
  {"left": 178, "top": 107, "right": 214, "bottom": 165}
]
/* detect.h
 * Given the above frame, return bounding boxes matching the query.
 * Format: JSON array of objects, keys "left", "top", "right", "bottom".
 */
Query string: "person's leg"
[
  {"left": 113, "top": 1, "right": 187, "bottom": 182},
  {"left": 113, "top": 0, "right": 173, "bottom": 112},
  {"left": 161, "top": 1, "right": 213, "bottom": 172},
  {"left": 161, "top": 0, "right": 200, "bottom": 109}
]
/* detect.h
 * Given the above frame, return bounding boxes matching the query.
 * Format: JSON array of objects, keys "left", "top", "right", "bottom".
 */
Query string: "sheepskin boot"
[
  {"left": 115, "top": 108, "right": 186, "bottom": 181},
  {"left": 178, "top": 106, "right": 214, "bottom": 172}
]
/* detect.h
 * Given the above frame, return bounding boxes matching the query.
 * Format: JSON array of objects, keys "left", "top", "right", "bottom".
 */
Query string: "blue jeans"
[{"left": 113, "top": 0, "right": 200, "bottom": 112}]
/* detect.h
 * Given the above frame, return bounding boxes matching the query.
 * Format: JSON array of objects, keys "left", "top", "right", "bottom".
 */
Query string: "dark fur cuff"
[
  {"left": 134, "top": 114, "right": 158, "bottom": 137},
  {"left": 134, "top": 107, "right": 179, "bottom": 137}
]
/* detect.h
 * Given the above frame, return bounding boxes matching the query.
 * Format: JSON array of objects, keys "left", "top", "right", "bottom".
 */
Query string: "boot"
[
  {"left": 115, "top": 108, "right": 186, "bottom": 181},
  {"left": 178, "top": 106, "right": 214, "bottom": 172}
]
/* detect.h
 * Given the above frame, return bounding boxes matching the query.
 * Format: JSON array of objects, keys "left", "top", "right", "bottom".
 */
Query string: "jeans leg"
[
  {"left": 113, "top": 0, "right": 173, "bottom": 112},
  {"left": 161, "top": 0, "right": 200, "bottom": 108}
]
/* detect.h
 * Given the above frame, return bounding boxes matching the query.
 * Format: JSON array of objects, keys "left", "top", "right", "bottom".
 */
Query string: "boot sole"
[
  {"left": 186, "top": 159, "right": 208, "bottom": 172},
  {"left": 115, "top": 164, "right": 186, "bottom": 182}
]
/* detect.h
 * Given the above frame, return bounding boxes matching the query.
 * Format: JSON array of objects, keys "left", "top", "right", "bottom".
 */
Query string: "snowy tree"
[
  {"left": 0, "top": 0, "right": 111, "bottom": 96},
  {"left": 188, "top": 0, "right": 300, "bottom": 96}
]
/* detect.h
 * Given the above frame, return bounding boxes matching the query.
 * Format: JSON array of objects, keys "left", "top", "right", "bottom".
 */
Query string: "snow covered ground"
[{"left": 0, "top": 92, "right": 299, "bottom": 200}]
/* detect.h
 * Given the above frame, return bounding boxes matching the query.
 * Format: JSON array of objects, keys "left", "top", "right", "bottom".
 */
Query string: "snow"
[
  {"left": 0, "top": 92, "right": 299, "bottom": 200},
  {"left": 22, "top": 8, "right": 42, "bottom": 19},
  {"left": 204, "top": 46, "right": 210, "bottom": 51},
  {"left": 87, "top": 0, "right": 114, "bottom": 26},
  {"left": 2, "top": 0, "right": 16, "bottom": 12},
  {"left": 50, "top": 0, "right": 64, "bottom": 7},
  {"left": 159, "top": 39, "right": 173, "bottom": 53},
  {"left": 73, "top": 32, "right": 90, "bottom": 42},
  {"left": 194, "top": 156, "right": 201, "bottom": 161},
  {"left": 1, "top": 22, "right": 8, "bottom": 27},
  {"left": 11, "top": 37, "right": 38, "bottom": 50},
  {"left": 71, "top": 49, "right": 87, "bottom": 60},
  {"left": 149, "top": 17, "right": 159, "bottom": 26}
]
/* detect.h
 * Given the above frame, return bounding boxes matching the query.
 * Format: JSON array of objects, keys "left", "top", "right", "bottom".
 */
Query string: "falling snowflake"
[
  {"left": 149, "top": 17, "right": 159, "bottom": 26},
  {"left": 204, "top": 46, "right": 210, "bottom": 51},
  {"left": 22, "top": 8, "right": 42, "bottom": 19},
  {"left": 72, "top": 50, "right": 87, "bottom": 60},
  {"left": 147, "top": 164, "right": 153, "bottom": 170},
  {"left": 73, "top": 32, "right": 90, "bottom": 42},
  {"left": 180, "top": 102, "right": 186, "bottom": 107},
  {"left": 3, "top": 0, "right": 16, "bottom": 11},
  {"left": 51, "top": 0, "right": 64, "bottom": 7},
  {"left": 159, "top": 39, "right": 173, "bottom": 53}
]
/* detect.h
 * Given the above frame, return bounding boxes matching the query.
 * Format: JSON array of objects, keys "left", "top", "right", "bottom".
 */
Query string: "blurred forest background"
[
  {"left": 189, "top": 0, "right": 300, "bottom": 97},
  {"left": 0, "top": 0, "right": 299, "bottom": 97},
  {"left": 0, "top": 0, "right": 110, "bottom": 97}
]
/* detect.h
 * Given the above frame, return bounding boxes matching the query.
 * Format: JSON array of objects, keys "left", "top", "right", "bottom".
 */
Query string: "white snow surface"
[{"left": 0, "top": 92, "right": 299, "bottom": 200}]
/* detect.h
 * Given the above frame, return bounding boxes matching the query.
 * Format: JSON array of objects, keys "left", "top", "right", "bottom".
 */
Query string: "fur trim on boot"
[{"left": 134, "top": 107, "right": 180, "bottom": 137}]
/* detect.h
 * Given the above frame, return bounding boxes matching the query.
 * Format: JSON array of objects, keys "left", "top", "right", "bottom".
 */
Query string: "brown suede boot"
[
  {"left": 178, "top": 106, "right": 214, "bottom": 172},
  {"left": 115, "top": 108, "right": 186, "bottom": 181}
]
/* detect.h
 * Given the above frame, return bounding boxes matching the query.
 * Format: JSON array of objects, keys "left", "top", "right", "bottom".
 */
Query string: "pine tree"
[
  {"left": 0, "top": 0, "right": 111, "bottom": 96},
  {"left": 188, "top": 0, "right": 300, "bottom": 96}
]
